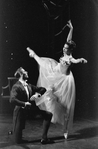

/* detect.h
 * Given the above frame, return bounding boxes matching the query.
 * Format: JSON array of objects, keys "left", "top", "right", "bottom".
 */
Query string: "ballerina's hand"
[
  {"left": 67, "top": 20, "right": 73, "bottom": 29},
  {"left": 81, "top": 58, "right": 87, "bottom": 63},
  {"left": 27, "top": 47, "right": 35, "bottom": 57}
]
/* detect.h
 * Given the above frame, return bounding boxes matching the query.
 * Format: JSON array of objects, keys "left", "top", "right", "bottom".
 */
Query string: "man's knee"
[{"left": 47, "top": 112, "right": 53, "bottom": 120}]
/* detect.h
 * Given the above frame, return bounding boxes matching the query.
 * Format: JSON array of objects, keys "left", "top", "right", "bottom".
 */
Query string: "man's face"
[{"left": 21, "top": 68, "right": 28, "bottom": 80}]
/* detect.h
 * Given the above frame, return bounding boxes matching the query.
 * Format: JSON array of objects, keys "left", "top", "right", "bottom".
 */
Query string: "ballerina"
[{"left": 27, "top": 20, "right": 87, "bottom": 139}]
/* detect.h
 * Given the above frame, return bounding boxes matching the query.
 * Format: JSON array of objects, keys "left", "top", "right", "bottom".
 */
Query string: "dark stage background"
[{"left": 0, "top": 0, "right": 98, "bottom": 120}]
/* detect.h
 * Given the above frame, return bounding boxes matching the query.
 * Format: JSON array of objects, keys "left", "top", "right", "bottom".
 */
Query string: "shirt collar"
[{"left": 19, "top": 79, "right": 28, "bottom": 86}]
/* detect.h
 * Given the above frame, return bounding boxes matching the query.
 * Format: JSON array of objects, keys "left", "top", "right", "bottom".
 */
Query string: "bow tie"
[{"left": 23, "top": 82, "right": 28, "bottom": 86}]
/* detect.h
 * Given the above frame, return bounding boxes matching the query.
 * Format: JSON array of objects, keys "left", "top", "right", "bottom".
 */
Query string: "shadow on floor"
[
  {"left": 68, "top": 125, "right": 98, "bottom": 141},
  {"left": 0, "top": 125, "right": 98, "bottom": 148}
]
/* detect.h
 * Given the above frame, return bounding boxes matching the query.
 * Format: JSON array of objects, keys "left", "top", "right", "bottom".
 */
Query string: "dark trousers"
[{"left": 13, "top": 106, "right": 52, "bottom": 143}]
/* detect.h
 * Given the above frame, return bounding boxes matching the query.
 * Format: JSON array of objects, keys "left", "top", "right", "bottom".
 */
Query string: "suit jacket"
[
  {"left": 10, "top": 80, "right": 46, "bottom": 131},
  {"left": 10, "top": 81, "right": 46, "bottom": 107}
]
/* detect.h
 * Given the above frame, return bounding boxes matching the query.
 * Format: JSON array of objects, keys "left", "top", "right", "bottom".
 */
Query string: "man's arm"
[
  {"left": 31, "top": 85, "right": 46, "bottom": 95},
  {"left": 10, "top": 85, "right": 31, "bottom": 107},
  {"left": 29, "top": 85, "right": 46, "bottom": 102},
  {"left": 37, "top": 87, "right": 46, "bottom": 95}
]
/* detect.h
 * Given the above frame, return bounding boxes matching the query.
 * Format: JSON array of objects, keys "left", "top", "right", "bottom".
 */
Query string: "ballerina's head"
[
  {"left": 59, "top": 40, "right": 76, "bottom": 65},
  {"left": 63, "top": 40, "right": 76, "bottom": 56}
]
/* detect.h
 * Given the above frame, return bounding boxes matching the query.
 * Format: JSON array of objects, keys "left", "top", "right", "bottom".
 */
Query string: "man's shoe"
[{"left": 41, "top": 138, "right": 53, "bottom": 144}]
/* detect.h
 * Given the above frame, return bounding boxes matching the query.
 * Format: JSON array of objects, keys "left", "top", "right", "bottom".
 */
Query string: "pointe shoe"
[{"left": 64, "top": 132, "right": 68, "bottom": 139}]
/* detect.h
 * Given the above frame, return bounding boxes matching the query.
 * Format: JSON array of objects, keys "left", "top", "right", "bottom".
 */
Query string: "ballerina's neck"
[{"left": 64, "top": 54, "right": 71, "bottom": 59}]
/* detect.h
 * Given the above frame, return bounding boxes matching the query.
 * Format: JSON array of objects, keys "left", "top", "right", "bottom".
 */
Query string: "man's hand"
[
  {"left": 25, "top": 102, "right": 31, "bottom": 108},
  {"left": 30, "top": 93, "right": 41, "bottom": 101}
]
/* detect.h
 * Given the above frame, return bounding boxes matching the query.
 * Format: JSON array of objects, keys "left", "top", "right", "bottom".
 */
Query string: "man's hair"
[{"left": 14, "top": 67, "right": 24, "bottom": 78}]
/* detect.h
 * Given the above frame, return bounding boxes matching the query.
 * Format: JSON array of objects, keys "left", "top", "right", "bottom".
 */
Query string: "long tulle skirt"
[{"left": 35, "top": 57, "right": 75, "bottom": 133}]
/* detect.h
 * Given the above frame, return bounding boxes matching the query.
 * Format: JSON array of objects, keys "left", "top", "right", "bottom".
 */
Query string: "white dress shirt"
[{"left": 19, "top": 79, "right": 29, "bottom": 99}]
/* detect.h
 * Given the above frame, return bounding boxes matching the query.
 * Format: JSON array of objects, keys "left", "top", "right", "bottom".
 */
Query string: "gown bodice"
[{"left": 53, "top": 55, "right": 72, "bottom": 75}]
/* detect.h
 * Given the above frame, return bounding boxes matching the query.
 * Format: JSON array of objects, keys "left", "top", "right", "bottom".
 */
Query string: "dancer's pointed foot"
[
  {"left": 64, "top": 131, "right": 68, "bottom": 139},
  {"left": 27, "top": 47, "right": 35, "bottom": 57}
]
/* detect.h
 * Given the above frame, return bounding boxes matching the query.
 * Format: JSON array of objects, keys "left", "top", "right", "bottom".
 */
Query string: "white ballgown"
[{"left": 35, "top": 56, "right": 75, "bottom": 132}]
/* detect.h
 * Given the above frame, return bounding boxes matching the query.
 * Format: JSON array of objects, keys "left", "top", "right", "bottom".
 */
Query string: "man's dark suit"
[{"left": 10, "top": 81, "right": 52, "bottom": 143}]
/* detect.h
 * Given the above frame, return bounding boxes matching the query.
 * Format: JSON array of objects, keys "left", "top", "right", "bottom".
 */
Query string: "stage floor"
[{"left": 0, "top": 114, "right": 98, "bottom": 149}]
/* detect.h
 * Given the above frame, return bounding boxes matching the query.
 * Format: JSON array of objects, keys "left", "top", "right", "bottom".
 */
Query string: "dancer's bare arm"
[
  {"left": 71, "top": 57, "right": 87, "bottom": 64},
  {"left": 66, "top": 20, "right": 73, "bottom": 42}
]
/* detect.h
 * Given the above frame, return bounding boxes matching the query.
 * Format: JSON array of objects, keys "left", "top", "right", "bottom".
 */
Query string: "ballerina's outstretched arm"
[
  {"left": 27, "top": 47, "right": 45, "bottom": 67},
  {"left": 66, "top": 20, "right": 73, "bottom": 43},
  {"left": 71, "top": 57, "right": 87, "bottom": 64}
]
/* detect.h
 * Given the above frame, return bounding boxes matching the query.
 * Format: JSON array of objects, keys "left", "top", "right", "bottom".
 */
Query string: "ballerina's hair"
[
  {"left": 66, "top": 40, "right": 76, "bottom": 49},
  {"left": 14, "top": 67, "right": 24, "bottom": 78}
]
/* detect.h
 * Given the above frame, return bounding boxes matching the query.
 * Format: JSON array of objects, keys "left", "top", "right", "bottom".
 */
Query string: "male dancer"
[{"left": 10, "top": 67, "right": 52, "bottom": 144}]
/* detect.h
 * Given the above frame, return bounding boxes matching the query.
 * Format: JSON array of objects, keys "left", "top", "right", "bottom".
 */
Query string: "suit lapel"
[
  {"left": 27, "top": 85, "right": 32, "bottom": 98},
  {"left": 17, "top": 81, "right": 32, "bottom": 101},
  {"left": 18, "top": 81, "right": 29, "bottom": 99}
]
